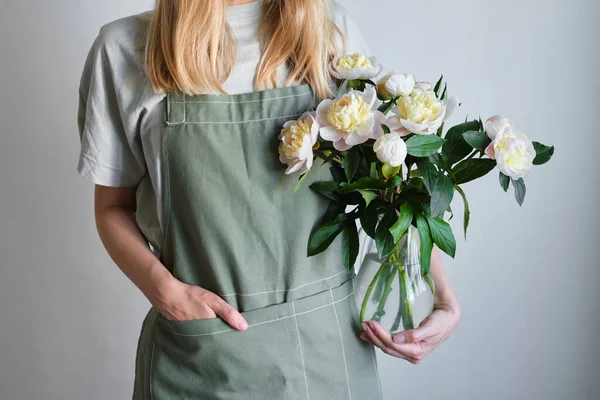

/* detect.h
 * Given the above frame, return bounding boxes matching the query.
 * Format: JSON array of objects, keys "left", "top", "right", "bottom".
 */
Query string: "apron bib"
[{"left": 132, "top": 84, "right": 384, "bottom": 400}]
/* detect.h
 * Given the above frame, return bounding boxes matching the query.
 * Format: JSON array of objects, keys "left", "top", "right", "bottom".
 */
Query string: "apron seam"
[
  {"left": 183, "top": 112, "right": 304, "bottom": 124},
  {"left": 329, "top": 288, "right": 353, "bottom": 400},
  {"left": 291, "top": 300, "right": 311, "bottom": 400},
  {"left": 218, "top": 269, "right": 349, "bottom": 297},
  {"left": 158, "top": 291, "right": 354, "bottom": 337},
  {"left": 169, "top": 91, "right": 312, "bottom": 105},
  {"left": 370, "top": 344, "right": 384, "bottom": 400},
  {"left": 148, "top": 310, "right": 157, "bottom": 400}
]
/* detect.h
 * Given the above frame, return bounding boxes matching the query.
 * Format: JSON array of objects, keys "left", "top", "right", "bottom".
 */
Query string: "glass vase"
[{"left": 354, "top": 223, "right": 436, "bottom": 334}]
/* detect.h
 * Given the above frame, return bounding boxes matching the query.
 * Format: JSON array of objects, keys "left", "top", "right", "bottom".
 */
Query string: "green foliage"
[
  {"left": 454, "top": 185, "right": 470, "bottom": 240},
  {"left": 342, "top": 221, "right": 359, "bottom": 271},
  {"left": 389, "top": 202, "right": 414, "bottom": 244},
  {"left": 532, "top": 141, "right": 555, "bottom": 165},
  {"left": 414, "top": 211, "right": 434, "bottom": 276},
  {"left": 406, "top": 135, "right": 446, "bottom": 157},
  {"left": 425, "top": 214, "right": 456, "bottom": 258},
  {"left": 375, "top": 205, "right": 397, "bottom": 258},
  {"left": 451, "top": 159, "right": 497, "bottom": 184},
  {"left": 441, "top": 120, "right": 481, "bottom": 166},
  {"left": 511, "top": 177, "right": 526, "bottom": 206},
  {"left": 463, "top": 130, "right": 491, "bottom": 150},
  {"left": 499, "top": 172, "right": 510, "bottom": 192},
  {"left": 307, "top": 213, "right": 348, "bottom": 256}
]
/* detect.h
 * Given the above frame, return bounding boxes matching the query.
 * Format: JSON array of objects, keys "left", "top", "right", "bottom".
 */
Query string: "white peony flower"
[
  {"left": 328, "top": 52, "right": 383, "bottom": 80},
  {"left": 373, "top": 132, "right": 408, "bottom": 167},
  {"left": 484, "top": 115, "right": 515, "bottom": 140},
  {"left": 485, "top": 127, "right": 535, "bottom": 179},
  {"left": 278, "top": 111, "right": 320, "bottom": 175},
  {"left": 384, "top": 73, "right": 416, "bottom": 98},
  {"left": 316, "top": 86, "right": 386, "bottom": 151},
  {"left": 415, "top": 81, "right": 433, "bottom": 91},
  {"left": 386, "top": 88, "right": 459, "bottom": 136}
]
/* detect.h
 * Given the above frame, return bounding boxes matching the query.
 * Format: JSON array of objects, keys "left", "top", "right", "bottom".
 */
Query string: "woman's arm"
[
  {"left": 93, "top": 184, "right": 248, "bottom": 331},
  {"left": 359, "top": 245, "right": 461, "bottom": 364}
]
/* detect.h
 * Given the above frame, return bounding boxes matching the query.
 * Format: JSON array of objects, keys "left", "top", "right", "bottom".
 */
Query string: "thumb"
[
  {"left": 393, "top": 318, "right": 433, "bottom": 344},
  {"left": 209, "top": 296, "right": 248, "bottom": 331}
]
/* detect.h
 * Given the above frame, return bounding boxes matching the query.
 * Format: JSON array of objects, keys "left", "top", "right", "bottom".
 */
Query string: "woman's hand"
[
  {"left": 359, "top": 297, "right": 460, "bottom": 364},
  {"left": 154, "top": 276, "right": 249, "bottom": 331}
]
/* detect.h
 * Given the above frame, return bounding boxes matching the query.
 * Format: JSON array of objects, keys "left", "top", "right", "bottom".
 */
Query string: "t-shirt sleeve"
[
  {"left": 76, "top": 22, "right": 147, "bottom": 187},
  {"left": 331, "top": 0, "right": 374, "bottom": 57}
]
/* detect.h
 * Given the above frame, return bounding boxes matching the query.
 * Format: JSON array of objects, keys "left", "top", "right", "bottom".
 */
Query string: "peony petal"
[
  {"left": 320, "top": 125, "right": 344, "bottom": 141},
  {"left": 333, "top": 138, "right": 353, "bottom": 151},
  {"left": 442, "top": 96, "right": 460, "bottom": 121},
  {"left": 345, "top": 131, "right": 371, "bottom": 146},
  {"left": 355, "top": 113, "right": 375, "bottom": 137},
  {"left": 316, "top": 99, "right": 333, "bottom": 126}
]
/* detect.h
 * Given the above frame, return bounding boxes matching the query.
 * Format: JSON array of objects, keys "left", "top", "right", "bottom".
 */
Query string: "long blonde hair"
[{"left": 145, "top": 0, "right": 345, "bottom": 100}]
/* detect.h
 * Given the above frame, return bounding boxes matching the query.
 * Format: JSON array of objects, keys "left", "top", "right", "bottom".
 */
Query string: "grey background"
[{"left": 0, "top": 0, "right": 598, "bottom": 399}]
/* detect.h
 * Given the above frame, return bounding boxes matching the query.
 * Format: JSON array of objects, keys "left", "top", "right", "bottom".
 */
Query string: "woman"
[{"left": 76, "top": 0, "right": 461, "bottom": 398}]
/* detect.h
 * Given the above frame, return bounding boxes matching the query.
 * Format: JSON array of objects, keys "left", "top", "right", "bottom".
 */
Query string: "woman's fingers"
[
  {"left": 208, "top": 295, "right": 248, "bottom": 331},
  {"left": 392, "top": 319, "right": 435, "bottom": 344},
  {"left": 363, "top": 320, "right": 427, "bottom": 363},
  {"left": 361, "top": 322, "right": 420, "bottom": 363}
]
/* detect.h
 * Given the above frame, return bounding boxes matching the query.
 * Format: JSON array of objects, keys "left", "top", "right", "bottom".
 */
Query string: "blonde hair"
[{"left": 145, "top": 0, "right": 345, "bottom": 100}]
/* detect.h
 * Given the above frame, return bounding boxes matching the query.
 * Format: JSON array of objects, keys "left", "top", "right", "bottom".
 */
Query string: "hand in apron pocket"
[{"left": 155, "top": 278, "right": 249, "bottom": 331}]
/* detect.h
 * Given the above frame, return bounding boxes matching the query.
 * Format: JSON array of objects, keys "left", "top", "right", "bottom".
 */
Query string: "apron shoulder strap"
[{"left": 166, "top": 91, "right": 186, "bottom": 126}]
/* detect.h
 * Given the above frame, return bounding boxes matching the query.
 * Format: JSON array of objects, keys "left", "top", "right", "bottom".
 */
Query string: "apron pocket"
[
  {"left": 150, "top": 277, "right": 380, "bottom": 400},
  {"left": 152, "top": 298, "right": 307, "bottom": 399}
]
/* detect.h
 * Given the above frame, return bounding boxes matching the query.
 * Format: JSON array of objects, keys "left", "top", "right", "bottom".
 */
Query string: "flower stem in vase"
[
  {"left": 360, "top": 263, "right": 386, "bottom": 323},
  {"left": 371, "top": 264, "right": 398, "bottom": 322},
  {"left": 398, "top": 266, "right": 415, "bottom": 330}
]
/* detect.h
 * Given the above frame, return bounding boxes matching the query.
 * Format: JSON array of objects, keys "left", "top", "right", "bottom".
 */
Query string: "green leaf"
[
  {"left": 369, "top": 161, "right": 377, "bottom": 179},
  {"left": 357, "top": 189, "right": 377, "bottom": 208},
  {"left": 454, "top": 185, "right": 470, "bottom": 240},
  {"left": 342, "top": 221, "right": 359, "bottom": 271},
  {"left": 338, "top": 176, "right": 402, "bottom": 193},
  {"left": 406, "top": 135, "right": 446, "bottom": 157},
  {"left": 451, "top": 159, "right": 497, "bottom": 185},
  {"left": 428, "top": 152, "right": 448, "bottom": 171},
  {"left": 292, "top": 171, "right": 310, "bottom": 194},
  {"left": 382, "top": 124, "right": 391, "bottom": 134},
  {"left": 416, "top": 159, "right": 454, "bottom": 218},
  {"left": 442, "top": 120, "right": 481, "bottom": 166},
  {"left": 425, "top": 214, "right": 457, "bottom": 258},
  {"left": 415, "top": 212, "right": 434, "bottom": 276},
  {"left": 343, "top": 146, "right": 360, "bottom": 182},
  {"left": 360, "top": 200, "right": 381, "bottom": 238},
  {"left": 389, "top": 203, "right": 414, "bottom": 243},
  {"left": 321, "top": 200, "right": 346, "bottom": 224},
  {"left": 499, "top": 172, "right": 510, "bottom": 192},
  {"left": 463, "top": 130, "right": 491, "bottom": 150},
  {"left": 309, "top": 181, "right": 343, "bottom": 202},
  {"left": 440, "top": 83, "right": 447, "bottom": 100},
  {"left": 511, "top": 177, "right": 526, "bottom": 206},
  {"left": 320, "top": 148, "right": 341, "bottom": 166},
  {"left": 307, "top": 214, "right": 347, "bottom": 256},
  {"left": 329, "top": 165, "right": 346, "bottom": 183},
  {"left": 429, "top": 174, "right": 455, "bottom": 218},
  {"left": 375, "top": 207, "right": 397, "bottom": 258},
  {"left": 433, "top": 74, "right": 444, "bottom": 97},
  {"left": 532, "top": 141, "right": 555, "bottom": 165}
]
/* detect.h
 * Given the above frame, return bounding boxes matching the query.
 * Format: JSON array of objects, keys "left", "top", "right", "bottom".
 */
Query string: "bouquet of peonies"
[{"left": 277, "top": 52, "right": 555, "bottom": 334}]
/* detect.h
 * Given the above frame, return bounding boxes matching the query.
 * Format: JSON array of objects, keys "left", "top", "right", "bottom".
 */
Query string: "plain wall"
[{"left": 0, "top": 0, "right": 598, "bottom": 399}]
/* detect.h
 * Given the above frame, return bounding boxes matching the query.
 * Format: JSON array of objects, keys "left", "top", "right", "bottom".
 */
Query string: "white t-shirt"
[{"left": 76, "top": 0, "right": 373, "bottom": 256}]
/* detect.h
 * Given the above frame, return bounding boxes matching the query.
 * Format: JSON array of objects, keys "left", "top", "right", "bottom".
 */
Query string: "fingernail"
[
  {"left": 238, "top": 320, "right": 248, "bottom": 330},
  {"left": 393, "top": 335, "right": 405, "bottom": 344},
  {"left": 359, "top": 333, "right": 368, "bottom": 341},
  {"left": 361, "top": 322, "right": 368, "bottom": 331}
]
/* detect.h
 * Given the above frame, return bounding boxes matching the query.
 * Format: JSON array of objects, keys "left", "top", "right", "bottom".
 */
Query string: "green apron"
[{"left": 132, "top": 83, "right": 384, "bottom": 400}]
